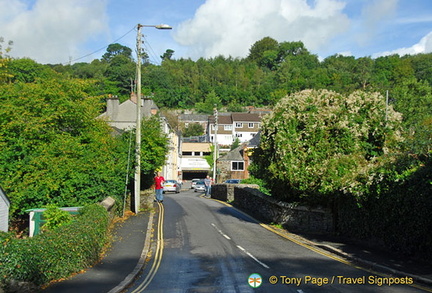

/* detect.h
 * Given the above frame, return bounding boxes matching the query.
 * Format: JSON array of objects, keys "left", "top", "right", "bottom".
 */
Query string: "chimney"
[{"left": 106, "top": 95, "right": 119, "bottom": 120}]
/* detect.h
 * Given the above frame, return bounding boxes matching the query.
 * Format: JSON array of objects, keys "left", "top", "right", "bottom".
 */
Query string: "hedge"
[
  {"left": 0, "top": 204, "right": 110, "bottom": 290},
  {"left": 335, "top": 158, "right": 432, "bottom": 261}
]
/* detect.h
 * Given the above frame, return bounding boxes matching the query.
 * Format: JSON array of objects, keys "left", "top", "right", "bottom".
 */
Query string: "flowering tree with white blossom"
[{"left": 250, "top": 89, "right": 404, "bottom": 203}]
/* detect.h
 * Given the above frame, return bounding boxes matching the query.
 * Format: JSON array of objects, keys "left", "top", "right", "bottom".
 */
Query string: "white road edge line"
[
  {"left": 236, "top": 245, "right": 270, "bottom": 269},
  {"left": 211, "top": 223, "right": 270, "bottom": 269}
]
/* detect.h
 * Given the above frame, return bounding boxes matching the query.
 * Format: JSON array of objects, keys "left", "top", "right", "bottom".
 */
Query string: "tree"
[
  {"left": 138, "top": 115, "right": 169, "bottom": 175},
  {"left": 195, "top": 90, "right": 221, "bottom": 114},
  {"left": 101, "top": 43, "right": 133, "bottom": 63},
  {"left": 183, "top": 123, "right": 204, "bottom": 137},
  {"left": 247, "top": 37, "right": 279, "bottom": 69},
  {"left": 250, "top": 89, "right": 404, "bottom": 203},
  {"left": 161, "top": 49, "right": 175, "bottom": 61},
  {"left": 0, "top": 37, "right": 13, "bottom": 83},
  {"left": 104, "top": 54, "right": 135, "bottom": 96},
  {"left": 0, "top": 77, "right": 129, "bottom": 218}
]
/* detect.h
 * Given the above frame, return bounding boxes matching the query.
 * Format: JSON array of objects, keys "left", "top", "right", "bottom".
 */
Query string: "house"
[
  {"left": 216, "top": 132, "right": 261, "bottom": 182},
  {"left": 0, "top": 186, "right": 10, "bottom": 232},
  {"left": 207, "top": 112, "right": 262, "bottom": 147},
  {"left": 99, "top": 94, "right": 180, "bottom": 181},
  {"left": 231, "top": 113, "right": 261, "bottom": 143}
]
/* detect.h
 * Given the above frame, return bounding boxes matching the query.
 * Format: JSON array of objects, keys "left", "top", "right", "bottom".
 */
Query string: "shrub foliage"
[
  {"left": 0, "top": 204, "right": 110, "bottom": 289},
  {"left": 251, "top": 89, "right": 404, "bottom": 203}
]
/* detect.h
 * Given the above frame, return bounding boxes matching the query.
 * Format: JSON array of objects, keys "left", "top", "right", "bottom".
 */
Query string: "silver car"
[
  {"left": 194, "top": 181, "right": 206, "bottom": 192},
  {"left": 163, "top": 180, "right": 181, "bottom": 193},
  {"left": 191, "top": 178, "right": 201, "bottom": 189}
]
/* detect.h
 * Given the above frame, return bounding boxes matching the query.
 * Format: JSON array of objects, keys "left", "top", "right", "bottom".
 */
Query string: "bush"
[
  {"left": 0, "top": 204, "right": 110, "bottom": 290},
  {"left": 41, "top": 205, "right": 73, "bottom": 232},
  {"left": 251, "top": 89, "right": 404, "bottom": 204},
  {"left": 241, "top": 176, "right": 271, "bottom": 195}
]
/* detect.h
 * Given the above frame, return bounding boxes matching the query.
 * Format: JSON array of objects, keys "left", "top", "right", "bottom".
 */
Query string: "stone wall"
[{"left": 212, "top": 184, "right": 333, "bottom": 233}]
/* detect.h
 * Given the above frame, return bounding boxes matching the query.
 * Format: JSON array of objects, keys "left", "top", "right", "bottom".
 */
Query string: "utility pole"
[
  {"left": 134, "top": 24, "right": 143, "bottom": 214},
  {"left": 213, "top": 105, "right": 218, "bottom": 182},
  {"left": 133, "top": 23, "right": 172, "bottom": 214}
]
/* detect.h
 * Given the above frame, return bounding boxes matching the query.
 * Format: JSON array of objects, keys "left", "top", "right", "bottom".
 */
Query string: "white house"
[{"left": 207, "top": 112, "right": 262, "bottom": 146}]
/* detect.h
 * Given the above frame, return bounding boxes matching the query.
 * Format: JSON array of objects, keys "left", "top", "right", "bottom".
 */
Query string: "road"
[{"left": 124, "top": 189, "right": 427, "bottom": 293}]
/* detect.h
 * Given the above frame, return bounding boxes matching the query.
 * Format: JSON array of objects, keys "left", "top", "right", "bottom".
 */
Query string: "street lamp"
[{"left": 134, "top": 23, "right": 172, "bottom": 214}]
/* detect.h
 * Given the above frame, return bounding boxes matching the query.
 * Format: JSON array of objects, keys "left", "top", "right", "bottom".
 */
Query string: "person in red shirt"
[{"left": 154, "top": 172, "right": 165, "bottom": 202}]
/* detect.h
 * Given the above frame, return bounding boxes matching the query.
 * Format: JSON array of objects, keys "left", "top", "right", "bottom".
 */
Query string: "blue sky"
[{"left": 1, "top": 0, "right": 432, "bottom": 64}]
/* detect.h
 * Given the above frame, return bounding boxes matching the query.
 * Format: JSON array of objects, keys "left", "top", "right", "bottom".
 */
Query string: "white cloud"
[
  {"left": 174, "top": 0, "right": 350, "bottom": 59},
  {"left": 0, "top": 0, "right": 109, "bottom": 64},
  {"left": 374, "top": 31, "right": 432, "bottom": 57}
]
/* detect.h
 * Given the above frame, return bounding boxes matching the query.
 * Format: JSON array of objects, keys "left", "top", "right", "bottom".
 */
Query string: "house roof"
[
  {"left": 218, "top": 145, "right": 244, "bottom": 161},
  {"left": 179, "top": 114, "right": 208, "bottom": 122},
  {"left": 248, "top": 131, "right": 261, "bottom": 148},
  {"left": 231, "top": 113, "right": 261, "bottom": 122},
  {"left": 182, "top": 142, "right": 212, "bottom": 152},
  {"left": 208, "top": 115, "right": 232, "bottom": 125}
]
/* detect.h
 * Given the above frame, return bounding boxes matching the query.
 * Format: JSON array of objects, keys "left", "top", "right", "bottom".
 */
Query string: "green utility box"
[{"left": 26, "top": 207, "right": 82, "bottom": 237}]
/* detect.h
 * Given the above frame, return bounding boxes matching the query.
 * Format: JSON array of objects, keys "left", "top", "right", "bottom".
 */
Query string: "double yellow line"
[{"left": 131, "top": 202, "right": 165, "bottom": 293}]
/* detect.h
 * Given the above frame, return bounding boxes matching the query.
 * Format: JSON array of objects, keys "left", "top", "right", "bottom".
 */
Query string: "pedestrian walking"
[
  {"left": 204, "top": 175, "right": 211, "bottom": 198},
  {"left": 154, "top": 172, "right": 165, "bottom": 202}
]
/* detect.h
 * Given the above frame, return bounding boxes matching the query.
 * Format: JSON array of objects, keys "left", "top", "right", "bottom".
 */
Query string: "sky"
[{"left": 1, "top": 0, "right": 432, "bottom": 64}]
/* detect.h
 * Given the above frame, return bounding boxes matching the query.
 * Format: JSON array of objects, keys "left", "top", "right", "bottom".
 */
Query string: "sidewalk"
[
  {"left": 43, "top": 210, "right": 153, "bottom": 293},
  {"left": 295, "top": 231, "right": 432, "bottom": 287}
]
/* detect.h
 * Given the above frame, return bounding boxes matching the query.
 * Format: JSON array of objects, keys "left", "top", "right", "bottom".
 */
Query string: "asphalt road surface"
[{"left": 124, "top": 189, "right": 427, "bottom": 293}]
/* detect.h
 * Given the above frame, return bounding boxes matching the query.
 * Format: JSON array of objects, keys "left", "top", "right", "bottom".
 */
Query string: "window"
[
  {"left": 236, "top": 133, "right": 243, "bottom": 138},
  {"left": 235, "top": 122, "right": 243, "bottom": 128},
  {"left": 182, "top": 151, "right": 192, "bottom": 156},
  {"left": 231, "top": 161, "right": 244, "bottom": 171},
  {"left": 224, "top": 125, "right": 232, "bottom": 131},
  {"left": 248, "top": 123, "right": 254, "bottom": 128}
]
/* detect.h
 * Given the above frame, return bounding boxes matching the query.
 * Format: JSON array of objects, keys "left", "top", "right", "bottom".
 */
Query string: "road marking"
[
  {"left": 131, "top": 202, "right": 165, "bottom": 293},
  {"left": 236, "top": 245, "right": 270, "bottom": 269},
  {"left": 211, "top": 223, "right": 270, "bottom": 269},
  {"left": 211, "top": 223, "right": 231, "bottom": 240}
]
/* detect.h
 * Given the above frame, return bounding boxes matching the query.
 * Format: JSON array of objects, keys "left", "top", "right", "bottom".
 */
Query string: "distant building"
[
  {"left": 180, "top": 142, "right": 212, "bottom": 180},
  {"left": 208, "top": 112, "right": 262, "bottom": 147},
  {"left": 216, "top": 132, "right": 261, "bottom": 182},
  {"left": 0, "top": 186, "right": 10, "bottom": 232}
]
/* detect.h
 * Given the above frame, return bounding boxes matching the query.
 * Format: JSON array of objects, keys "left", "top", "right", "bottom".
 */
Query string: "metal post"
[
  {"left": 213, "top": 106, "right": 218, "bottom": 182},
  {"left": 134, "top": 24, "right": 143, "bottom": 214}
]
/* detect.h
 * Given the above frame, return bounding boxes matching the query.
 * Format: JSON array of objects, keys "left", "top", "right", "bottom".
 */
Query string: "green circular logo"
[{"left": 248, "top": 273, "right": 263, "bottom": 288}]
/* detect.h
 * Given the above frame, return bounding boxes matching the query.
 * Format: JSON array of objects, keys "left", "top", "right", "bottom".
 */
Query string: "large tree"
[
  {"left": 251, "top": 89, "right": 404, "bottom": 203},
  {"left": 0, "top": 77, "right": 128, "bottom": 217}
]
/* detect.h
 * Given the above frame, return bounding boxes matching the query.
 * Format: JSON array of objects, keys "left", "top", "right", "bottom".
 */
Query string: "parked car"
[
  {"left": 194, "top": 181, "right": 206, "bottom": 192},
  {"left": 191, "top": 178, "right": 201, "bottom": 189},
  {"left": 163, "top": 180, "right": 181, "bottom": 193},
  {"left": 224, "top": 179, "right": 242, "bottom": 184}
]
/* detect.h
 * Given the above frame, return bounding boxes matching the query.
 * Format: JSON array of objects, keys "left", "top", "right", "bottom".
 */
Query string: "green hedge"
[
  {"left": 0, "top": 204, "right": 110, "bottom": 289},
  {"left": 336, "top": 158, "right": 432, "bottom": 260}
]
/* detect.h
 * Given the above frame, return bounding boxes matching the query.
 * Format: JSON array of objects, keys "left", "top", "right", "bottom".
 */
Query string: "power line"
[
  {"left": 142, "top": 34, "right": 161, "bottom": 65},
  {"left": 65, "top": 26, "right": 136, "bottom": 65}
]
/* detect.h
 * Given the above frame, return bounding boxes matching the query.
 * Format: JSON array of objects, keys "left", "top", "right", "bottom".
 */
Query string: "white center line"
[{"left": 211, "top": 223, "right": 270, "bottom": 269}]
